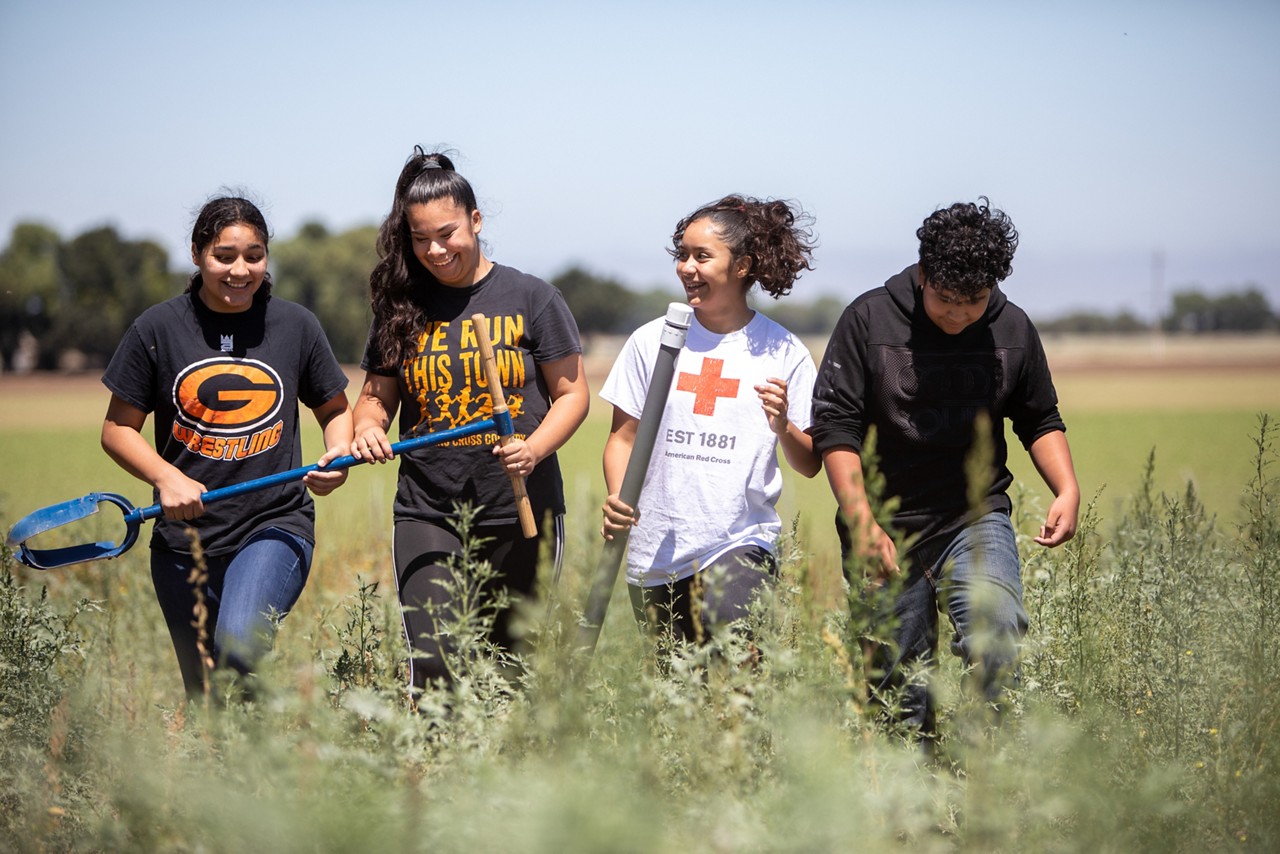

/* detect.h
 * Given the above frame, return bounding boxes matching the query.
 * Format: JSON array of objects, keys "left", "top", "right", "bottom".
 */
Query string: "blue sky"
[{"left": 2, "top": 0, "right": 1277, "bottom": 320}]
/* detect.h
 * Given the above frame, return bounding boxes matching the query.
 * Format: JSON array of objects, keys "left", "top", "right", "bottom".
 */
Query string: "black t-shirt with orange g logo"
[{"left": 103, "top": 290, "right": 348, "bottom": 556}]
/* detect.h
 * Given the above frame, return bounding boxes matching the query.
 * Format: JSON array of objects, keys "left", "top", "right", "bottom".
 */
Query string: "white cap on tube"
[
  {"left": 660, "top": 302, "right": 695, "bottom": 348},
  {"left": 664, "top": 302, "right": 694, "bottom": 328}
]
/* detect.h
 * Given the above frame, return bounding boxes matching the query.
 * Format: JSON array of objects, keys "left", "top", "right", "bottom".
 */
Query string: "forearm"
[
  {"left": 352, "top": 375, "right": 397, "bottom": 434},
  {"left": 315, "top": 396, "right": 355, "bottom": 454},
  {"left": 822, "top": 444, "right": 898, "bottom": 572},
  {"left": 525, "top": 354, "right": 589, "bottom": 464},
  {"left": 602, "top": 431, "right": 633, "bottom": 496},
  {"left": 1028, "top": 430, "right": 1079, "bottom": 499},
  {"left": 353, "top": 403, "right": 390, "bottom": 433},
  {"left": 1029, "top": 429, "right": 1080, "bottom": 546},
  {"left": 822, "top": 446, "right": 873, "bottom": 524},
  {"left": 525, "top": 386, "right": 589, "bottom": 464},
  {"left": 102, "top": 420, "right": 178, "bottom": 488},
  {"left": 778, "top": 422, "right": 821, "bottom": 478}
]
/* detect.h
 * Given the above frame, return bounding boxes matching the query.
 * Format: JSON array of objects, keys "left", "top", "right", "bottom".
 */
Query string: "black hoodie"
[{"left": 810, "top": 264, "right": 1065, "bottom": 564}]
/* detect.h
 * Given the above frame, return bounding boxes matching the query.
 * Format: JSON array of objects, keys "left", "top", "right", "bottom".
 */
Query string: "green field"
[
  {"left": 1, "top": 357, "right": 1278, "bottom": 851},
  {"left": 0, "top": 366, "right": 1277, "bottom": 651},
  {"left": 3, "top": 366, "right": 1276, "bottom": 590}
]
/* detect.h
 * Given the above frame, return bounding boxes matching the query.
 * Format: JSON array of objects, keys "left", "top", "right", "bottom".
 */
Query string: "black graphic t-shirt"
[
  {"left": 102, "top": 289, "right": 349, "bottom": 556},
  {"left": 361, "top": 263, "right": 582, "bottom": 525}
]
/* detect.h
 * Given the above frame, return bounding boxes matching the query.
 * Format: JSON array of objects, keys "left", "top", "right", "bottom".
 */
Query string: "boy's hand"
[
  {"left": 865, "top": 520, "right": 900, "bottom": 578},
  {"left": 846, "top": 510, "right": 899, "bottom": 578},
  {"left": 1035, "top": 492, "right": 1079, "bottom": 547}
]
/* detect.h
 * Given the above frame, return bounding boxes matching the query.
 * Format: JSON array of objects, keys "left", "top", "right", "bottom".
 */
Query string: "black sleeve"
[
  {"left": 101, "top": 323, "right": 157, "bottom": 413},
  {"left": 528, "top": 285, "right": 582, "bottom": 364},
  {"left": 298, "top": 310, "right": 350, "bottom": 409},
  {"left": 358, "top": 315, "right": 399, "bottom": 377},
  {"left": 809, "top": 303, "right": 870, "bottom": 455},
  {"left": 1007, "top": 321, "right": 1066, "bottom": 448}
]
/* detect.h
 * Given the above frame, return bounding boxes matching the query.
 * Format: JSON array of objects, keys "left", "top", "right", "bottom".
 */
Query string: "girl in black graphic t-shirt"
[
  {"left": 352, "top": 148, "right": 588, "bottom": 697},
  {"left": 101, "top": 196, "right": 353, "bottom": 697}
]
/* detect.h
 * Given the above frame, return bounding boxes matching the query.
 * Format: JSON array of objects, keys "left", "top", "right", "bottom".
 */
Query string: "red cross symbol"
[{"left": 677, "top": 357, "right": 740, "bottom": 416}]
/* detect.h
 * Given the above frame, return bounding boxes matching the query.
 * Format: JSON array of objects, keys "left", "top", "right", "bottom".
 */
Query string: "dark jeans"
[
  {"left": 151, "top": 527, "right": 312, "bottom": 696},
  {"left": 845, "top": 510, "right": 1028, "bottom": 735},
  {"left": 628, "top": 545, "right": 777, "bottom": 646},
  {"left": 392, "top": 514, "right": 562, "bottom": 694}
]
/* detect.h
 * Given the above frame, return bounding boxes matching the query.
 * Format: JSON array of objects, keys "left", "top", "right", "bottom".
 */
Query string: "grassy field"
[
  {"left": 4, "top": 341, "right": 1277, "bottom": 591},
  {"left": 1, "top": 336, "right": 1278, "bottom": 851}
]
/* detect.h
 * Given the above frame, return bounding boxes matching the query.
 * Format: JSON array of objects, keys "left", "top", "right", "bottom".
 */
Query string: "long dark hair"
[
  {"left": 670, "top": 194, "right": 816, "bottom": 298},
  {"left": 368, "top": 146, "right": 479, "bottom": 371},
  {"left": 185, "top": 195, "right": 273, "bottom": 296}
]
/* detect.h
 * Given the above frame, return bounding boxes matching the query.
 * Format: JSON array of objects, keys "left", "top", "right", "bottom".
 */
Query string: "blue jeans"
[
  {"left": 151, "top": 527, "right": 312, "bottom": 695},
  {"left": 868, "top": 510, "right": 1028, "bottom": 735}
]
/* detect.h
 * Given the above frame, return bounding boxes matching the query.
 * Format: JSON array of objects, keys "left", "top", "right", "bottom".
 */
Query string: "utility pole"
[{"left": 1151, "top": 248, "right": 1166, "bottom": 354}]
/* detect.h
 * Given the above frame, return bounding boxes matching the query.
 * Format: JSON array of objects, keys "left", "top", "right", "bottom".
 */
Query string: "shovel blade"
[
  {"left": 6, "top": 493, "right": 140, "bottom": 570},
  {"left": 7, "top": 494, "right": 110, "bottom": 543}
]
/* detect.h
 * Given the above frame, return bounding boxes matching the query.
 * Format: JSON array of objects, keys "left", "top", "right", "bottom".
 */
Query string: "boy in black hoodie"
[{"left": 810, "top": 198, "right": 1079, "bottom": 737}]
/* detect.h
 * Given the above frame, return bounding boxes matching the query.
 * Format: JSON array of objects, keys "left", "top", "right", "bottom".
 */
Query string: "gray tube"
[{"left": 576, "top": 302, "right": 694, "bottom": 655}]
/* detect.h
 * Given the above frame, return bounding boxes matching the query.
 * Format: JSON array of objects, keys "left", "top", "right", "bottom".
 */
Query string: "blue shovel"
[{"left": 6, "top": 313, "right": 535, "bottom": 570}]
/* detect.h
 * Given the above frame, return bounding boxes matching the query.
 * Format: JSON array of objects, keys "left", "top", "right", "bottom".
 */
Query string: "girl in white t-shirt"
[{"left": 600, "top": 195, "right": 820, "bottom": 646}]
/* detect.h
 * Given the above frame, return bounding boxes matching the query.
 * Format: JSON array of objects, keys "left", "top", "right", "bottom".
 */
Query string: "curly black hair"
[
  {"left": 670, "top": 194, "right": 816, "bottom": 299},
  {"left": 916, "top": 197, "right": 1018, "bottom": 298}
]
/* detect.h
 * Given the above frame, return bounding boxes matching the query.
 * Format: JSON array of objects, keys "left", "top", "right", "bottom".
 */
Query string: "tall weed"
[{"left": 1, "top": 417, "right": 1278, "bottom": 850}]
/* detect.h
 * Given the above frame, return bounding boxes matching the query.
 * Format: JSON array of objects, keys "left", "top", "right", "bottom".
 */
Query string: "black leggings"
[
  {"left": 628, "top": 545, "right": 777, "bottom": 645},
  {"left": 392, "top": 515, "right": 563, "bottom": 693}
]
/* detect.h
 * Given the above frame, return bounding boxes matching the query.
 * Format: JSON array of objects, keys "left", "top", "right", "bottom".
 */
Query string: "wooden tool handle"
[{"left": 472, "top": 312, "right": 538, "bottom": 539}]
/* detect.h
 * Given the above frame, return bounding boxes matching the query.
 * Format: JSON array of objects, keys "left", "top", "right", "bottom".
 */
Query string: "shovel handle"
[
  {"left": 471, "top": 312, "right": 537, "bottom": 539},
  {"left": 130, "top": 417, "right": 503, "bottom": 523},
  {"left": 8, "top": 417, "right": 507, "bottom": 570}
]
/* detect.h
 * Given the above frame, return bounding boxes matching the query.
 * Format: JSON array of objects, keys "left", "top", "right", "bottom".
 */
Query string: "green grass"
[
  {"left": 1, "top": 371, "right": 1279, "bottom": 851},
  {"left": 2, "top": 366, "right": 1271, "bottom": 554}
]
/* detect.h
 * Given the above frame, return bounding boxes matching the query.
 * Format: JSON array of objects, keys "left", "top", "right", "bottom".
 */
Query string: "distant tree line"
[
  {"left": 549, "top": 266, "right": 851, "bottom": 338},
  {"left": 0, "top": 220, "right": 380, "bottom": 370},
  {"left": 1, "top": 220, "right": 1275, "bottom": 371},
  {"left": 1037, "top": 288, "right": 1277, "bottom": 335},
  {"left": 1161, "top": 288, "right": 1277, "bottom": 333}
]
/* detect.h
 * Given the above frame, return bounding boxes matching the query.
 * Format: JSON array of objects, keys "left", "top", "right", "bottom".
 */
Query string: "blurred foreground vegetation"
[{"left": 1, "top": 416, "right": 1277, "bottom": 851}]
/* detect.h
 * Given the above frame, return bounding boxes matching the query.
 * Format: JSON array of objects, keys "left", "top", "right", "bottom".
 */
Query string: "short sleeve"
[
  {"left": 528, "top": 287, "right": 583, "bottom": 364},
  {"left": 598, "top": 319, "right": 661, "bottom": 420},
  {"left": 101, "top": 324, "right": 157, "bottom": 413},
  {"left": 298, "top": 310, "right": 349, "bottom": 409},
  {"left": 809, "top": 303, "right": 870, "bottom": 454},
  {"left": 785, "top": 341, "right": 818, "bottom": 432}
]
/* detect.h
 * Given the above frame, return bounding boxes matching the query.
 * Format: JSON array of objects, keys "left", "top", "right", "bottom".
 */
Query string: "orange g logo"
[{"left": 173, "top": 357, "right": 283, "bottom": 435}]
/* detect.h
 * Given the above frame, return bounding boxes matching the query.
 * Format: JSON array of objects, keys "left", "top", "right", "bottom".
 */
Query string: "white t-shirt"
[{"left": 600, "top": 311, "right": 817, "bottom": 587}]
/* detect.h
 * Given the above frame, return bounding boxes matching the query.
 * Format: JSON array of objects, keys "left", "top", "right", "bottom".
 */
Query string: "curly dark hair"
[
  {"left": 185, "top": 194, "right": 273, "bottom": 298},
  {"left": 669, "top": 194, "right": 816, "bottom": 299},
  {"left": 916, "top": 197, "right": 1018, "bottom": 298},
  {"left": 368, "top": 146, "right": 479, "bottom": 371}
]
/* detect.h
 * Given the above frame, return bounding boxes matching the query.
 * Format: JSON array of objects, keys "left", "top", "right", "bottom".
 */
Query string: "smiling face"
[
  {"left": 921, "top": 279, "right": 992, "bottom": 335},
  {"left": 674, "top": 217, "right": 752, "bottom": 330},
  {"left": 406, "top": 198, "right": 489, "bottom": 287},
  {"left": 192, "top": 224, "right": 268, "bottom": 313}
]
